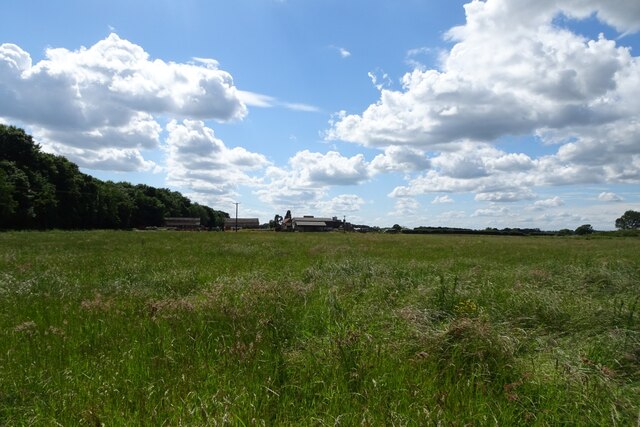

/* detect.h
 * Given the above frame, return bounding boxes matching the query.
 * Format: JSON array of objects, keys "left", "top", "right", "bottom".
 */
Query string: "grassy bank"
[{"left": 1, "top": 231, "right": 639, "bottom": 425}]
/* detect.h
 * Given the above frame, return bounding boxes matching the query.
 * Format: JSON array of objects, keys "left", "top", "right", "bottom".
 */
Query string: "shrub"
[{"left": 575, "top": 224, "right": 594, "bottom": 235}]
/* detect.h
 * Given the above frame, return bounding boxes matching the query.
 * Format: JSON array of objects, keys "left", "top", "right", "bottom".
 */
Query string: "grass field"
[{"left": 1, "top": 230, "right": 639, "bottom": 425}]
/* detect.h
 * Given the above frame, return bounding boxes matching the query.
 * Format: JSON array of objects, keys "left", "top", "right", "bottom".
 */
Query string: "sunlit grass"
[{"left": 1, "top": 230, "right": 639, "bottom": 425}]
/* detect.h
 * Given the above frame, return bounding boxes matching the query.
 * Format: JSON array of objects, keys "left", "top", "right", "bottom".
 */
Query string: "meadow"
[{"left": 0, "top": 230, "right": 639, "bottom": 425}]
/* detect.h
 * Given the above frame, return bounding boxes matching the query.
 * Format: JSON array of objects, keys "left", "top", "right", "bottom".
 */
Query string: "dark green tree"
[
  {"left": 30, "top": 173, "right": 57, "bottom": 229},
  {"left": 557, "top": 229, "right": 574, "bottom": 236},
  {"left": 615, "top": 210, "right": 640, "bottom": 230},
  {"left": 95, "top": 181, "right": 134, "bottom": 228},
  {"left": 187, "top": 203, "right": 210, "bottom": 227},
  {"left": 210, "top": 209, "right": 229, "bottom": 228},
  {"left": 0, "top": 125, "right": 39, "bottom": 166},
  {"left": 0, "top": 167, "right": 17, "bottom": 221},
  {"left": 0, "top": 124, "right": 228, "bottom": 230},
  {"left": 131, "top": 191, "right": 165, "bottom": 228},
  {"left": 272, "top": 214, "right": 283, "bottom": 230},
  {"left": 574, "top": 224, "right": 594, "bottom": 235},
  {"left": 0, "top": 161, "right": 33, "bottom": 228}
]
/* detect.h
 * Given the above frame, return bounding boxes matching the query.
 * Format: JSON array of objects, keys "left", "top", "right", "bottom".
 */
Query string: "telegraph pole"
[{"left": 234, "top": 202, "right": 239, "bottom": 232}]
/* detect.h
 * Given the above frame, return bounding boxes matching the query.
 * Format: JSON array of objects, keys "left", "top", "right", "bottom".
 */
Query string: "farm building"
[
  {"left": 164, "top": 217, "right": 201, "bottom": 230},
  {"left": 224, "top": 218, "right": 260, "bottom": 231},
  {"left": 290, "top": 216, "right": 344, "bottom": 232}
]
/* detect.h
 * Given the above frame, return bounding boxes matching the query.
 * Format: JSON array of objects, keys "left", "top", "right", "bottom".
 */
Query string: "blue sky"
[{"left": 1, "top": 0, "right": 639, "bottom": 229}]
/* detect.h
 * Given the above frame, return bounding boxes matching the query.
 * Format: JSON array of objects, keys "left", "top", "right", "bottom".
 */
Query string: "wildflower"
[{"left": 454, "top": 299, "right": 479, "bottom": 317}]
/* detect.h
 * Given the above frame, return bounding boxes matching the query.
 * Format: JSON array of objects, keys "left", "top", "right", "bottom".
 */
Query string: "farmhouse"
[
  {"left": 224, "top": 218, "right": 260, "bottom": 231},
  {"left": 164, "top": 217, "right": 201, "bottom": 230}
]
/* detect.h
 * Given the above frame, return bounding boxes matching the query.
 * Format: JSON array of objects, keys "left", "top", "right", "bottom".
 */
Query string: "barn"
[
  {"left": 164, "top": 217, "right": 201, "bottom": 230},
  {"left": 291, "top": 216, "right": 344, "bottom": 232},
  {"left": 223, "top": 218, "right": 260, "bottom": 231}
]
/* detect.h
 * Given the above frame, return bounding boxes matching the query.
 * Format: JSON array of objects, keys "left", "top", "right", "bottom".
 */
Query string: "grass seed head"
[{"left": 14, "top": 320, "right": 37, "bottom": 335}]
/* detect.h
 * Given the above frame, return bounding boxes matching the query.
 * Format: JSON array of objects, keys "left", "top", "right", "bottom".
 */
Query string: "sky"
[{"left": 1, "top": 0, "right": 639, "bottom": 230}]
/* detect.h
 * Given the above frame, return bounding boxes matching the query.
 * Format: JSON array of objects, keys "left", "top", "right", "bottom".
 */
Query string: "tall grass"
[{"left": 0, "top": 231, "right": 639, "bottom": 425}]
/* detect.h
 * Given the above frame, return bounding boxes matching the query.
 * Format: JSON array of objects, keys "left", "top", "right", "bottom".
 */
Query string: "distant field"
[{"left": 1, "top": 231, "right": 639, "bottom": 425}]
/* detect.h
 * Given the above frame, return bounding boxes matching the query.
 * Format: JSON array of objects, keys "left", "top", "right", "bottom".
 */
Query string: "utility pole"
[{"left": 234, "top": 202, "right": 239, "bottom": 232}]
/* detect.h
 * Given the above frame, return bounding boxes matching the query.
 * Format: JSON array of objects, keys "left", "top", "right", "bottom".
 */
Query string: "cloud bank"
[
  {"left": 0, "top": 34, "right": 246, "bottom": 171},
  {"left": 2, "top": 1, "right": 638, "bottom": 227},
  {"left": 327, "top": 0, "right": 640, "bottom": 206}
]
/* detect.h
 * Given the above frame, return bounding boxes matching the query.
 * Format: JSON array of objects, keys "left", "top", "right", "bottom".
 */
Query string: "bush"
[{"left": 575, "top": 224, "right": 594, "bottom": 235}]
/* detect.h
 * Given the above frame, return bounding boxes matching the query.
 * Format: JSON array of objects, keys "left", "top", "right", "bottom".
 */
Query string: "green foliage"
[
  {"left": 0, "top": 232, "right": 639, "bottom": 424},
  {"left": 0, "top": 125, "right": 228, "bottom": 229},
  {"left": 0, "top": 125, "right": 40, "bottom": 166},
  {"left": 616, "top": 210, "right": 640, "bottom": 230},
  {"left": 574, "top": 223, "right": 594, "bottom": 235},
  {"left": 271, "top": 214, "right": 283, "bottom": 230},
  {"left": 0, "top": 164, "right": 20, "bottom": 221},
  {"left": 431, "top": 274, "right": 461, "bottom": 318}
]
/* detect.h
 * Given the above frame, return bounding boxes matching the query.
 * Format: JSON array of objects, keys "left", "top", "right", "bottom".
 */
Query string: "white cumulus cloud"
[
  {"left": 0, "top": 34, "right": 246, "bottom": 171},
  {"left": 475, "top": 189, "right": 536, "bottom": 203},
  {"left": 472, "top": 207, "right": 510, "bottom": 218},
  {"left": 255, "top": 150, "right": 372, "bottom": 212},
  {"left": 393, "top": 198, "right": 421, "bottom": 216},
  {"left": 339, "top": 48, "right": 352, "bottom": 58},
  {"left": 289, "top": 150, "right": 371, "bottom": 186},
  {"left": 388, "top": 143, "right": 536, "bottom": 200},
  {"left": 370, "top": 145, "right": 430, "bottom": 173},
  {"left": 534, "top": 196, "right": 565, "bottom": 208},
  {"left": 165, "top": 120, "right": 269, "bottom": 204},
  {"left": 329, "top": 2, "right": 637, "bottom": 148},
  {"left": 330, "top": 46, "right": 351, "bottom": 58},
  {"left": 327, "top": 0, "right": 640, "bottom": 201},
  {"left": 432, "top": 195, "right": 454, "bottom": 204},
  {"left": 598, "top": 191, "right": 623, "bottom": 202},
  {"left": 319, "top": 194, "right": 365, "bottom": 214}
]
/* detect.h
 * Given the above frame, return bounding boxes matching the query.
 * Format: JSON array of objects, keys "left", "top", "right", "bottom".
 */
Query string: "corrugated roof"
[
  {"left": 224, "top": 218, "right": 259, "bottom": 224},
  {"left": 296, "top": 221, "right": 326, "bottom": 227}
]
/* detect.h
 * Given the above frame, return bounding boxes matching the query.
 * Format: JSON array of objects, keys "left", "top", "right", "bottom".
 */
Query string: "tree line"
[{"left": 0, "top": 125, "right": 228, "bottom": 230}]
